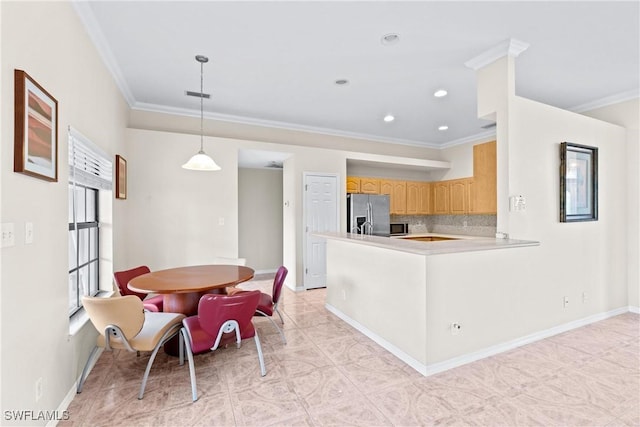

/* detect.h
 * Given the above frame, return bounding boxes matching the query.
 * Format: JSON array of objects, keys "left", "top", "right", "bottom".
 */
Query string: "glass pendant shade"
[
  {"left": 182, "top": 150, "right": 221, "bottom": 171},
  {"left": 182, "top": 54, "right": 221, "bottom": 171}
]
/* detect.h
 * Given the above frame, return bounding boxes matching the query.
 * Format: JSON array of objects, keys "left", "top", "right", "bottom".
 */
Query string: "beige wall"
[
  {"left": 1, "top": 1, "right": 128, "bottom": 421},
  {"left": 1, "top": 0, "right": 637, "bottom": 420},
  {"left": 124, "top": 125, "right": 443, "bottom": 288},
  {"left": 238, "top": 168, "right": 283, "bottom": 272},
  {"left": 581, "top": 99, "right": 640, "bottom": 309},
  {"left": 325, "top": 56, "right": 632, "bottom": 372}
]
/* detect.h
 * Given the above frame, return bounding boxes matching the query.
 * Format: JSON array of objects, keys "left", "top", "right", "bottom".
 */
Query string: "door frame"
[{"left": 302, "top": 172, "right": 340, "bottom": 289}]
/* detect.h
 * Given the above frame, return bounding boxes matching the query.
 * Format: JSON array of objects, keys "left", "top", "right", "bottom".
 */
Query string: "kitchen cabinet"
[
  {"left": 360, "top": 177, "right": 380, "bottom": 194},
  {"left": 347, "top": 141, "right": 495, "bottom": 215},
  {"left": 418, "top": 182, "right": 431, "bottom": 214},
  {"left": 347, "top": 176, "right": 380, "bottom": 194},
  {"left": 346, "top": 176, "right": 360, "bottom": 193},
  {"left": 406, "top": 181, "right": 420, "bottom": 215},
  {"left": 407, "top": 181, "right": 431, "bottom": 215},
  {"left": 380, "top": 179, "right": 406, "bottom": 214},
  {"left": 449, "top": 178, "right": 472, "bottom": 214},
  {"left": 470, "top": 141, "right": 496, "bottom": 214},
  {"left": 432, "top": 181, "right": 449, "bottom": 214}
]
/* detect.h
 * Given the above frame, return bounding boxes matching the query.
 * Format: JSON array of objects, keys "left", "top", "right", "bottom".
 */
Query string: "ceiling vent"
[
  {"left": 266, "top": 161, "right": 283, "bottom": 169},
  {"left": 185, "top": 91, "right": 210, "bottom": 99}
]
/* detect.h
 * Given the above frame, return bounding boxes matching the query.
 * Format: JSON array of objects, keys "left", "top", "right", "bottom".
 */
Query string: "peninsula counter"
[{"left": 317, "top": 232, "right": 541, "bottom": 376}]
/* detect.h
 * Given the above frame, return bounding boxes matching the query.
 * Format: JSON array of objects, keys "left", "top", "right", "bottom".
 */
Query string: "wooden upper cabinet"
[
  {"left": 392, "top": 180, "right": 407, "bottom": 214},
  {"left": 360, "top": 177, "right": 380, "bottom": 194},
  {"left": 380, "top": 179, "right": 406, "bottom": 214},
  {"left": 379, "top": 179, "right": 393, "bottom": 196},
  {"left": 470, "top": 141, "right": 497, "bottom": 214},
  {"left": 418, "top": 182, "right": 431, "bottom": 214},
  {"left": 405, "top": 181, "right": 420, "bottom": 215},
  {"left": 346, "top": 176, "right": 360, "bottom": 193},
  {"left": 348, "top": 141, "right": 495, "bottom": 215},
  {"left": 407, "top": 181, "right": 431, "bottom": 215},
  {"left": 432, "top": 181, "right": 449, "bottom": 214},
  {"left": 449, "top": 178, "right": 472, "bottom": 214}
]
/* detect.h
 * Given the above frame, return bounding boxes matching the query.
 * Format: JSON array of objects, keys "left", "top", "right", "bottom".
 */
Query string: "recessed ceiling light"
[
  {"left": 383, "top": 114, "right": 395, "bottom": 122},
  {"left": 434, "top": 89, "right": 448, "bottom": 98},
  {"left": 438, "top": 125, "right": 449, "bottom": 131},
  {"left": 381, "top": 33, "right": 400, "bottom": 45},
  {"left": 335, "top": 79, "right": 349, "bottom": 85}
]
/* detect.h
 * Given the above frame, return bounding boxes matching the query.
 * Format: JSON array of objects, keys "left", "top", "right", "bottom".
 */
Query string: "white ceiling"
[{"left": 75, "top": 1, "right": 639, "bottom": 154}]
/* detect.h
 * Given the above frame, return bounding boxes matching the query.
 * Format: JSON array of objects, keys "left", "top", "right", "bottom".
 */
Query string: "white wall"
[
  {"left": 478, "top": 55, "right": 629, "bottom": 320},
  {"left": 238, "top": 168, "right": 283, "bottom": 272},
  {"left": 580, "top": 99, "right": 640, "bottom": 309},
  {"left": 124, "top": 128, "right": 349, "bottom": 288},
  {"left": 1, "top": 1, "right": 128, "bottom": 421}
]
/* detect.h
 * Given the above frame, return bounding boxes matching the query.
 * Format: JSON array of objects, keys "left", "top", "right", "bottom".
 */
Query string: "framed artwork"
[
  {"left": 115, "top": 155, "right": 127, "bottom": 199},
  {"left": 560, "top": 142, "right": 598, "bottom": 222},
  {"left": 14, "top": 69, "right": 58, "bottom": 181}
]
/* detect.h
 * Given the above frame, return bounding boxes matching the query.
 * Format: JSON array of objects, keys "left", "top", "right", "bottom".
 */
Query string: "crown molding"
[
  {"left": 439, "top": 130, "right": 497, "bottom": 149},
  {"left": 568, "top": 89, "right": 640, "bottom": 113},
  {"left": 72, "top": 1, "right": 136, "bottom": 106},
  {"left": 464, "top": 38, "right": 530, "bottom": 71},
  {"left": 132, "top": 101, "right": 444, "bottom": 149}
]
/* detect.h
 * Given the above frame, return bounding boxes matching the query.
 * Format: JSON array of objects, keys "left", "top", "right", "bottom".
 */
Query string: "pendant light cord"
[{"left": 200, "top": 60, "right": 204, "bottom": 153}]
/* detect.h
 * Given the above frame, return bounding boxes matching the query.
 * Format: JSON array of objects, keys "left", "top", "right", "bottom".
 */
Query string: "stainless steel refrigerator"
[{"left": 347, "top": 193, "right": 390, "bottom": 236}]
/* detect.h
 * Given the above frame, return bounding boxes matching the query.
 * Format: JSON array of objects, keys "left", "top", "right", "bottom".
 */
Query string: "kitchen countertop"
[{"left": 315, "top": 232, "right": 539, "bottom": 255}]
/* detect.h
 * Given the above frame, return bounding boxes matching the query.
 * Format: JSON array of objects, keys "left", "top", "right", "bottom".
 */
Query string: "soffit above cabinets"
[{"left": 347, "top": 157, "right": 450, "bottom": 181}]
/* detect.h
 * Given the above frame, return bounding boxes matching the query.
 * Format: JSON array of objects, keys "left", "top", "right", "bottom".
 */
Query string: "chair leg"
[
  {"left": 77, "top": 346, "right": 101, "bottom": 393},
  {"left": 253, "top": 333, "right": 266, "bottom": 377},
  {"left": 275, "top": 307, "right": 285, "bottom": 325},
  {"left": 179, "top": 332, "right": 184, "bottom": 366},
  {"left": 181, "top": 328, "right": 198, "bottom": 402},
  {"left": 138, "top": 327, "right": 181, "bottom": 400},
  {"left": 266, "top": 315, "right": 287, "bottom": 345},
  {"left": 256, "top": 310, "right": 286, "bottom": 345}
]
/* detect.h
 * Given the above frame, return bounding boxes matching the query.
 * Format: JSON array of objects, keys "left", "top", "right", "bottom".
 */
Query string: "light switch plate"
[{"left": 2, "top": 223, "right": 15, "bottom": 247}]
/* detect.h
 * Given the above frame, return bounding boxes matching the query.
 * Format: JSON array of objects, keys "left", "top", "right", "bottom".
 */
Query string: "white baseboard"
[
  {"left": 51, "top": 348, "right": 104, "bottom": 427},
  {"left": 326, "top": 303, "right": 633, "bottom": 377},
  {"left": 325, "top": 303, "right": 428, "bottom": 374},
  {"left": 629, "top": 305, "right": 640, "bottom": 314}
]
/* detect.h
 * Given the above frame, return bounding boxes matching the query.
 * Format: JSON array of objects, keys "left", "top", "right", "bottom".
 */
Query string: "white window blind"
[{"left": 68, "top": 126, "right": 112, "bottom": 190}]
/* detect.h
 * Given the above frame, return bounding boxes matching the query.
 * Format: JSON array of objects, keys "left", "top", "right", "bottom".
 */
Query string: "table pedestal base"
[{"left": 163, "top": 292, "right": 201, "bottom": 316}]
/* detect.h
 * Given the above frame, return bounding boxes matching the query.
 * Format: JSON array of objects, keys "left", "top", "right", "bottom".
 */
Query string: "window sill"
[{"left": 68, "top": 290, "right": 114, "bottom": 336}]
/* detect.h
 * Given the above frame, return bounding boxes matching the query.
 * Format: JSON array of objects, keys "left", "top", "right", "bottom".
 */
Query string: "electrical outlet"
[
  {"left": 450, "top": 322, "right": 462, "bottom": 335},
  {"left": 25, "top": 222, "right": 34, "bottom": 244},
  {"left": 342, "top": 290, "right": 346, "bottom": 301},
  {"left": 582, "top": 292, "right": 588, "bottom": 303},
  {"left": 563, "top": 296, "right": 569, "bottom": 308},
  {"left": 35, "top": 377, "right": 43, "bottom": 402}
]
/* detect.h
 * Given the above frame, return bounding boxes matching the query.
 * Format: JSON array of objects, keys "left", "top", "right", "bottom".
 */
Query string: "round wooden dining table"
[{"left": 128, "top": 264, "right": 255, "bottom": 316}]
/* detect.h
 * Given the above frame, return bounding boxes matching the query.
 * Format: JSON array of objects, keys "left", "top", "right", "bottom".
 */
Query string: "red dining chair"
[
  {"left": 114, "top": 266, "right": 164, "bottom": 312},
  {"left": 181, "top": 290, "right": 266, "bottom": 402},
  {"left": 255, "top": 265, "right": 288, "bottom": 344}
]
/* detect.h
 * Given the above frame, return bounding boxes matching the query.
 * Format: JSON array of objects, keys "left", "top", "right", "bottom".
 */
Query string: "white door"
[{"left": 304, "top": 173, "right": 339, "bottom": 289}]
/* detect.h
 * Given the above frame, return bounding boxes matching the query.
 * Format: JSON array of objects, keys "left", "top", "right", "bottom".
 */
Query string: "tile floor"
[{"left": 62, "top": 276, "right": 639, "bottom": 426}]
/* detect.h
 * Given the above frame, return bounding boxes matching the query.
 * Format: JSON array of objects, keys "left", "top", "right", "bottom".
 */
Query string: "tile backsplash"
[{"left": 390, "top": 214, "right": 497, "bottom": 237}]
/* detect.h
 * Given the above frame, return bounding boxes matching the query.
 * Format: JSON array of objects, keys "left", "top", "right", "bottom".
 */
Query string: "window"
[
  {"left": 68, "top": 185, "right": 100, "bottom": 315},
  {"left": 68, "top": 127, "right": 112, "bottom": 317}
]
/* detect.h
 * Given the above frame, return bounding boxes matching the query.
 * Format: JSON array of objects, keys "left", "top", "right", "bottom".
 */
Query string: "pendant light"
[{"left": 182, "top": 55, "right": 221, "bottom": 171}]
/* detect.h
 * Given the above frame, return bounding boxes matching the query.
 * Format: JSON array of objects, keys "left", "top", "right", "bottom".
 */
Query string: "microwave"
[{"left": 389, "top": 223, "right": 409, "bottom": 236}]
